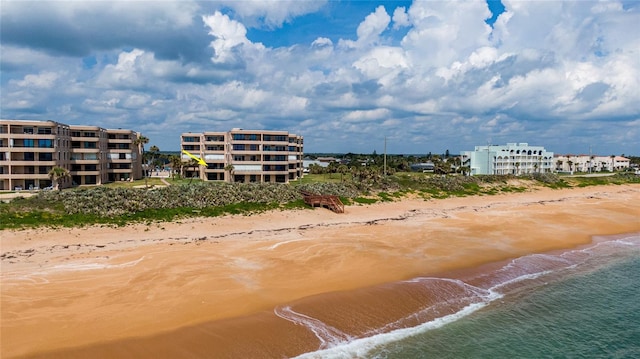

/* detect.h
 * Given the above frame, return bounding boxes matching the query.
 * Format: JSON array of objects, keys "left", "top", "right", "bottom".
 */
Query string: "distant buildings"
[
  {"left": 1, "top": 119, "right": 142, "bottom": 190},
  {"left": 461, "top": 143, "right": 555, "bottom": 175},
  {"left": 410, "top": 162, "right": 435, "bottom": 172},
  {"left": 180, "top": 128, "right": 303, "bottom": 183},
  {"left": 554, "top": 154, "right": 630, "bottom": 173}
]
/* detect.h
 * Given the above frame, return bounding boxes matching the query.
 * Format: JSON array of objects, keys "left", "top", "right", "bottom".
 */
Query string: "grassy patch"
[
  {"left": 377, "top": 192, "right": 394, "bottom": 202},
  {"left": 0, "top": 202, "right": 296, "bottom": 230},
  {"left": 500, "top": 186, "right": 528, "bottom": 193},
  {"left": 353, "top": 197, "right": 378, "bottom": 204}
]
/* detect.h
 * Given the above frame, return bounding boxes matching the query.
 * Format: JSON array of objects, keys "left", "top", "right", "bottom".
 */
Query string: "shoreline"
[{"left": 2, "top": 184, "right": 640, "bottom": 358}]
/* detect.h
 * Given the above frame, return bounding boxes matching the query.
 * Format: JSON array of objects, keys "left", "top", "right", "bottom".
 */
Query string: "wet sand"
[{"left": 2, "top": 184, "right": 639, "bottom": 358}]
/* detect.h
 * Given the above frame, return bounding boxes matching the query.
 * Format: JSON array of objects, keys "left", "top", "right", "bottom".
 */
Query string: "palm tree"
[
  {"left": 133, "top": 135, "right": 150, "bottom": 186},
  {"left": 133, "top": 135, "right": 149, "bottom": 158},
  {"left": 224, "top": 164, "right": 235, "bottom": 182},
  {"left": 556, "top": 160, "right": 563, "bottom": 172},
  {"left": 147, "top": 145, "right": 160, "bottom": 171},
  {"left": 186, "top": 159, "right": 200, "bottom": 184},
  {"left": 337, "top": 164, "right": 349, "bottom": 182},
  {"left": 169, "top": 155, "right": 183, "bottom": 180},
  {"left": 48, "top": 166, "right": 70, "bottom": 190}
]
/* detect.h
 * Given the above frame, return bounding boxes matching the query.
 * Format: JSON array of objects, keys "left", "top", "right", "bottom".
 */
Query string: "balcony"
[
  {"left": 0, "top": 173, "right": 50, "bottom": 180},
  {"left": 71, "top": 170, "right": 101, "bottom": 176},
  {"left": 107, "top": 168, "right": 133, "bottom": 173},
  {"left": 108, "top": 138, "right": 133, "bottom": 144},
  {"left": 71, "top": 147, "right": 100, "bottom": 153}
]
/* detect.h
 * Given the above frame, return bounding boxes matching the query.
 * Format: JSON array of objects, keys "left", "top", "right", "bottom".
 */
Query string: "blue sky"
[{"left": 1, "top": 1, "right": 638, "bottom": 155}]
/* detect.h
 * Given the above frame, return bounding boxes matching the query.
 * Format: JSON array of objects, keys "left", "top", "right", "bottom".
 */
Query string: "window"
[
  {"left": 183, "top": 136, "right": 199, "bottom": 142},
  {"left": 38, "top": 153, "right": 53, "bottom": 161},
  {"left": 85, "top": 175, "right": 97, "bottom": 185},
  {"left": 37, "top": 127, "right": 52, "bottom": 134},
  {"left": 206, "top": 135, "right": 224, "bottom": 142},
  {"left": 85, "top": 164, "right": 97, "bottom": 171},
  {"left": 23, "top": 127, "right": 34, "bottom": 134},
  {"left": 38, "top": 139, "right": 53, "bottom": 148},
  {"left": 71, "top": 131, "right": 81, "bottom": 137},
  {"left": 207, "top": 163, "right": 224, "bottom": 169},
  {"left": 84, "top": 142, "right": 97, "bottom": 149},
  {"left": 233, "top": 144, "right": 246, "bottom": 151},
  {"left": 24, "top": 152, "right": 35, "bottom": 161}
]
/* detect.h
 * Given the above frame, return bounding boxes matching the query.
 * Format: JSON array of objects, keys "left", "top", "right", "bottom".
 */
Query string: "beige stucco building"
[
  {"left": 0, "top": 119, "right": 142, "bottom": 190},
  {"left": 180, "top": 129, "right": 304, "bottom": 183},
  {"left": 554, "top": 154, "right": 630, "bottom": 173}
]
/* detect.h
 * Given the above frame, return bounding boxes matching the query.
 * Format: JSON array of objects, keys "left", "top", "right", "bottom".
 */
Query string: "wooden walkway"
[{"left": 300, "top": 191, "right": 345, "bottom": 214}]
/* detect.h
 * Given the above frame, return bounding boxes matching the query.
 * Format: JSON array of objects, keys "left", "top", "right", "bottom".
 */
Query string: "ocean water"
[{"left": 293, "top": 234, "right": 640, "bottom": 359}]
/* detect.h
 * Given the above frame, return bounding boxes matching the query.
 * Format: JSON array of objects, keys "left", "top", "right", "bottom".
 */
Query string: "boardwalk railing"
[{"left": 299, "top": 191, "right": 345, "bottom": 214}]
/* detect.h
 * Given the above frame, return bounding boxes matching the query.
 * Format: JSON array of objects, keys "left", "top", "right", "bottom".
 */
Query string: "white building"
[
  {"left": 461, "top": 143, "right": 554, "bottom": 175},
  {"left": 554, "top": 155, "right": 630, "bottom": 173}
]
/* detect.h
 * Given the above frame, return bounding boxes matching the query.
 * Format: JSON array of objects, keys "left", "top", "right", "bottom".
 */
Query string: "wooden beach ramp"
[{"left": 300, "top": 190, "right": 345, "bottom": 213}]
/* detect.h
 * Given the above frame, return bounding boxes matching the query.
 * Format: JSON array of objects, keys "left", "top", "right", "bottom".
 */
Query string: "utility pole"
[{"left": 383, "top": 136, "right": 387, "bottom": 176}]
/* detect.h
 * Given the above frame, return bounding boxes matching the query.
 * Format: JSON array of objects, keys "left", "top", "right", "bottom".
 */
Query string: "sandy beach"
[{"left": 2, "top": 184, "right": 639, "bottom": 358}]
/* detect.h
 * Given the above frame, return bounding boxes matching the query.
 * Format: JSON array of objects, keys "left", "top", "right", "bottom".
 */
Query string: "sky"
[{"left": 1, "top": 0, "right": 639, "bottom": 156}]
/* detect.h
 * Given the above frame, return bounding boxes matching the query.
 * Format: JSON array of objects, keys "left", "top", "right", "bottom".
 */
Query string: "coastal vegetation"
[{"left": 1, "top": 172, "right": 638, "bottom": 230}]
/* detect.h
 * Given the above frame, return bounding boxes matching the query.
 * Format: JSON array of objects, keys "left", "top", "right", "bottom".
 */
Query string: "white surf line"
[
  {"left": 290, "top": 301, "right": 490, "bottom": 359},
  {"left": 274, "top": 306, "right": 353, "bottom": 349}
]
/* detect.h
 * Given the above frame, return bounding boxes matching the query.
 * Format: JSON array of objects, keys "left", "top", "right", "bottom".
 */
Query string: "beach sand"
[{"left": 1, "top": 184, "right": 639, "bottom": 358}]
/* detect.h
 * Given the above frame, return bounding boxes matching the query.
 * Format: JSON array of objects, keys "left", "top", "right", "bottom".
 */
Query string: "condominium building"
[
  {"left": 0, "top": 119, "right": 142, "bottom": 190},
  {"left": 554, "top": 154, "right": 630, "bottom": 173},
  {"left": 180, "top": 129, "right": 304, "bottom": 183},
  {"left": 461, "top": 143, "right": 555, "bottom": 175}
]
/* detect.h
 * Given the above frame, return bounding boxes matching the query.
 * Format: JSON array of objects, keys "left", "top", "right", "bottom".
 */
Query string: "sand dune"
[{"left": 2, "top": 184, "right": 639, "bottom": 358}]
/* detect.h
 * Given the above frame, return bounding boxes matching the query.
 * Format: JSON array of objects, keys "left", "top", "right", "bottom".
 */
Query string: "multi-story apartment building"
[
  {"left": 180, "top": 129, "right": 304, "bottom": 183},
  {"left": 554, "top": 154, "right": 630, "bottom": 173},
  {"left": 461, "top": 143, "right": 555, "bottom": 175},
  {"left": 0, "top": 119, "right": 142, "bottom": 190}
]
